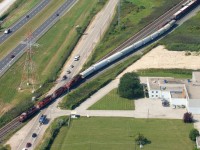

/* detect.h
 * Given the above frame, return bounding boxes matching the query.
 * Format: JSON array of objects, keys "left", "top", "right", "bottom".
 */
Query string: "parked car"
[{"left": 162, "top": 101, "right": 169, "bottom": 107}]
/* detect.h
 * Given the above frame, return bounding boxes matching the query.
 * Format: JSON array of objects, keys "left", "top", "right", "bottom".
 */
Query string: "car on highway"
[
  {"left": 74, "top": 55, "right": 80, "bottom": 61},
  {"left": 26, "top": 15, "right": 29, "bottom": 18},
  {"left": 70, "top": 65, "right": 74, "bottom": 68},
  {"left": 26, "top": 142, "right": 32, "bottom": 148},
  {"left": 67, "top": 70, "right": 71, "bottom": 74},
  {"left": 10, "top": 55, "right": 15, "bottom": 58},
  {"left": 32, "top": 133, "right": 37, "bottom": 138}
]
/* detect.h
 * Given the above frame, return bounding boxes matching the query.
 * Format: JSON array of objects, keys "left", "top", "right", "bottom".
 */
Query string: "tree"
[
  {"left": 189, "top": 129, "right": 199, "bottom": 141},
  {"left": 135, "top": 133, "right": 150, "bottom": 145},
  {"left": 183, "top": 112, "right": 193, "bottom": 123},
  {"left": 118, "top": 72, "right": 143, "bottom": 99}
]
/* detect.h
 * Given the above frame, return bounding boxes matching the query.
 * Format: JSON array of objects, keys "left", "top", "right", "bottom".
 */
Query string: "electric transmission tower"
[{"left": 19, "top": 31, "right": 39, "bottom": 93}]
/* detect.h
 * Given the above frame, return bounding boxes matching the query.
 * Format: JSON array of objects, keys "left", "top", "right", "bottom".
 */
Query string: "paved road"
[
  {"left": 0, "top": 0, "right": 77, "bottom": 77},
  {"left": 0, "top": 0, "right": 51, "bottom": 44}
]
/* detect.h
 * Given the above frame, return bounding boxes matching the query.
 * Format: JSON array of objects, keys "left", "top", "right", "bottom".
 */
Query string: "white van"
[{"left": 74, "top": 55, "right": 80, "bottom": 61}]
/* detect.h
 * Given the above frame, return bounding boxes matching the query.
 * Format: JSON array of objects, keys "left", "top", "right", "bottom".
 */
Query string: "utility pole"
[{"left": 19, "top": 31, "right": 39, "bottom": 93}]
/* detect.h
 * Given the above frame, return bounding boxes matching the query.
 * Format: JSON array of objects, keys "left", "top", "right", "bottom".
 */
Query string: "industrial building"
[{"left": 146, "top": 72, "right": 200, "bottom": 114}]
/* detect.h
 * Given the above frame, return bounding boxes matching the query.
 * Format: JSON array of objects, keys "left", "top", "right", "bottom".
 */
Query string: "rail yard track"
[{"left": 0, "top": 117, "right": 22, "bottom": 143}]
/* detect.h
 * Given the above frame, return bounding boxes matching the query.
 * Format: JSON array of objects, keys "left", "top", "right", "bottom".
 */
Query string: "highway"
[
  {"left": 0, "top": 0, "right": 78, "bottom": 78},
  {"left": 0, "top": 0, "right": 51, "bottom": 44}
]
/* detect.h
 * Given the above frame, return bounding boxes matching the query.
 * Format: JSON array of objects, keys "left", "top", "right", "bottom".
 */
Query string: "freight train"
[{"left": 19, "top": 0, "right": 199, "bottom": 122}]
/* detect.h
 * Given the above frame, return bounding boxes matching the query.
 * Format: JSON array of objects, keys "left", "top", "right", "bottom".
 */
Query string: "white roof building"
[{"left": 146, "top": 72, "right": 200, "bottom": 114}]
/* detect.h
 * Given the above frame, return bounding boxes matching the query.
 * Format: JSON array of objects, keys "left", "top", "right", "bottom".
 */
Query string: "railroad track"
[
  {"left": 99, "top": 0, "right": 188, "bottom": 60},
  {"left": 0, "top": 117, "right": 22, "bottom": 143}
]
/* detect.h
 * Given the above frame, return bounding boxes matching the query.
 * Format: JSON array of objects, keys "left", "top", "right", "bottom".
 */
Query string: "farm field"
[
  {"left": 89, "top": 88, "right": 135, "bottom": 110},
  {"left": 50, "top": 117, "right": 194, "bottom": 150},
  {"left": 83, "top": 0, "right": 182, "bottom": 69},
  {"left": 0, "top": 0, "right": 105, "bottom": 126},
  {"left": 160, "top": 11, "right": 200, "bottom": 51},
  {"left": 0, "top": 0, "right": 40, "bottom": 29}
]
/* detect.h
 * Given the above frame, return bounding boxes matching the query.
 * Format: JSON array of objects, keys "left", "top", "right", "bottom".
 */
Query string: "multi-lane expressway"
[
  {"left": 0, "top": 0, "right": 51, "bottom": 44},
  {"left": 0, "top": 0, "right": 78, "bottom": 77}
]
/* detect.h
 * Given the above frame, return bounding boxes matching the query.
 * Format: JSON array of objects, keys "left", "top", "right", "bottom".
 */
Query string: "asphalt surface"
[
  {"left": 0, "top": 0, "right": 77, "bottom": 77},
  {"left": 0, "top": 0, "right": 51, "bottom": 44}
]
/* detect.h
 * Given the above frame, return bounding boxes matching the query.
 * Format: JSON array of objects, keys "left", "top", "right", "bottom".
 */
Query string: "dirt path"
[{"left": 0, "top": 0, "right": 17, "bottom": 17}]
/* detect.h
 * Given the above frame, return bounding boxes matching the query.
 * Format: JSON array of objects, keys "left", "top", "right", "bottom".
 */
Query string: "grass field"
[
  {"left": 83, "top": 0, "right": 182, "bottom": 69},
  {"left": 160, "top": 11, "right": 200, "bottom": 51},
  {"left": 0, "top": 0, "right": 40, "bottom": 29},
  {"left": 89, "top": 88, "right": 135, "bottom": 110},
  {"left": 0, "top": 0, "right": 66, "bottom": 59},
  {"left": 137, "top": 69, "right": 194, "bottom": 79},
  {"left": 0, "top": 0, "right": 105, "bottom": 125},
  {"left": 50, "top": 117, "right": 194, "bottom": 150}
]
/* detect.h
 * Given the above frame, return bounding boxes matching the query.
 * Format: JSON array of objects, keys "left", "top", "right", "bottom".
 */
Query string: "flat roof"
[
  {"left": 193, "top": 72, "right": 200, "bottom": 82},
  {"left": 188, "top": 99, "right": 200, "bottom": 108},
  {"left": 147, "top": 77, "right": 200, "bottom": 100},
  {"left": 186, "top": 83, "right": 200, "bottom": 99}
]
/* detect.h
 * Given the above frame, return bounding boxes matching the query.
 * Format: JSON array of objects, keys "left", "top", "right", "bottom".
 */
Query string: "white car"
[
  {"left": 74, "top": 55, "right": 80, "bottom": 61},
  {"left": 4, "top": 29, "right": 10, "bottom": 34}
]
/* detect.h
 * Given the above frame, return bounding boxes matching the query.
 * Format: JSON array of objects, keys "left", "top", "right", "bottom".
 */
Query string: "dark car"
[
  {"left": 70, "top": 65, "right": 74, "bottom": 68},
  {"left": 32, "top": 133, "right": 37, "bottom": 138},
  {"left": 67, "top": 70, "right": 71, "bottom": 74},
  {"left": 26, "top": 15, "right": 29, "bottom": 18},
  {"left": 10, "top": 55, "right": 15, "bottom": 58},
  {"left": 162, "top": 101, "right": 169, "bottom": 107},
  {"left": 26, "top": 142, "right": 32, "bottom": 148},
  {"left": 56, "top": 13, "right": 59, "bottom": 16},
  {"left": 63, "top": 75, "right": 67, "bottom": 80}
]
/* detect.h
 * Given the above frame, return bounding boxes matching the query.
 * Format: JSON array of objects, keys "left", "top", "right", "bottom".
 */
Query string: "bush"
[
  {"left": 118, "top": 72, "right": 143, "bottom": 99},
  {"left": 135, "top": 133, "right": 151, "bottom": 145},
  {"left": 183, "top": 112, "right": 193, "bottom": 123},
  {"left": 189, "top": 129, "right": 199, "bottom": 141}
]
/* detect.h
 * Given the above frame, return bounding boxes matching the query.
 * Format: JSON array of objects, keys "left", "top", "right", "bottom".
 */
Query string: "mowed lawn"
[
  {"left": 137, "top": 69, "right": 193, "bottom": 79},
  {"left": 50, "top": 117, "right": 194, "bottom": 150},
  {"left": 89, "top": 89, "right": 135, "bottom": 110},
  {"left": 0, "top": 0, "right": 103, "bottom": 114}
]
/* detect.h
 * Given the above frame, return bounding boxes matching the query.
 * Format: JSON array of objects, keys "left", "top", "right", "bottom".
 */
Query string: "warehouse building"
[{"left": 146, "top": 72, "right": 200, "bottom": 114}]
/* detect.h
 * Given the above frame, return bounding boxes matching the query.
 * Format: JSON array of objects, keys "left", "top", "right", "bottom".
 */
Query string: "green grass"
[
  {"left": 50, "top": 117, "right": 194, "bottom": 150},
  {"left": 83, "top": 0, "right": 182, "bottom": 69},
  {"left": 0, "top": 0, "right": 66, "bottom": 59},
  {"left": 0, "top": 0, "right": 105, "bottom": 126},
  {"left": 137, "top": 69, "right": 195, "bottom": 79},
  {"left": 89, "top": 88, "right": 135, "bottom": 110},
  {"left": 159, "top": 11, "right": 200, "bottom": 51},
  {"left": 0, "top": 0, "right": 41, "bottom": 29}
]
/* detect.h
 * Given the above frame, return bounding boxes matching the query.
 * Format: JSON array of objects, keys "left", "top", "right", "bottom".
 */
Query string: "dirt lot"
[{"left": 119, "top": 45, "right": 200, "bottom": 78}]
